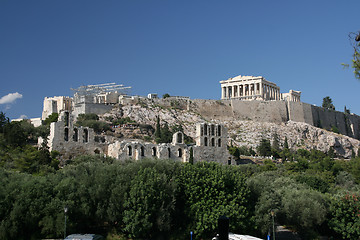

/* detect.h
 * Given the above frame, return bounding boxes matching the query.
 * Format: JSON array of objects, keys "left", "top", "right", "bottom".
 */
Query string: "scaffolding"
[{"left": 71, "top": 83, "right": 132, "bottom": 96}]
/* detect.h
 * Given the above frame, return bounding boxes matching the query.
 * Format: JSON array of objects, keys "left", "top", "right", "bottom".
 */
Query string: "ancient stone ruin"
[{"left": 37, "top": 73, "right": 360, "bottom": 161}]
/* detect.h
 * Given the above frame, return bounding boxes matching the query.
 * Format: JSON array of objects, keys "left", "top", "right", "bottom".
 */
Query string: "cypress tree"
[{"left": 155, "top": 116, "right": 161, "bottom": 141}]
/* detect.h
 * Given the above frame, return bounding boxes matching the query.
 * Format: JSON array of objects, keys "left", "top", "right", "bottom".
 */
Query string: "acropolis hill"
[{"left": 40, "top": 74, "right": 360, "bottom": 159}]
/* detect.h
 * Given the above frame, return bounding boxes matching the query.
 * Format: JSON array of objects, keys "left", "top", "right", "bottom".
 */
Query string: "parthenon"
[{"left": 220, "top": 75, "right": 300, "bottom": 102}]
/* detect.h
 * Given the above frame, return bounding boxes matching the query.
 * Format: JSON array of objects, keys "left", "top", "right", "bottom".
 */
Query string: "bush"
[
  {"left": 76, "top": 120, "right": 111, "bottom": 134},
  {"left": 329, "top": 193, "right": 360, "bottom": 239}
]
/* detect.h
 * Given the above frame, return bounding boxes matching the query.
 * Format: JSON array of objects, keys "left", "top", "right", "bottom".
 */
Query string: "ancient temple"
[{"left": 220, "top": 75, "right": 300, "bottom": 102}]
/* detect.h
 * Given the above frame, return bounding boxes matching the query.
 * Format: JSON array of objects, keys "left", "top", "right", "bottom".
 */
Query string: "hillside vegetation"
[
  {"left": 2, "top": 154, "right": 360, "bottom": 240},
  {"left": 2, "top": 108, "right": 360, "bottom": 240}
]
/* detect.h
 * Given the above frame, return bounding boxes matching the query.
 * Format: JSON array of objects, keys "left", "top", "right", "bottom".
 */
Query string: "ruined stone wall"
[
  {"left": 48, "top": 111, "right": 108, "bottom": 160},
  {"left": 107, "top": 123, "right": 231, "bottom": 164},
  {"left": 73, "top": 102, "right": 114, "bottom": 119},
  {"left": 108, "top": 140, "right": 189, "bottom": 162}
]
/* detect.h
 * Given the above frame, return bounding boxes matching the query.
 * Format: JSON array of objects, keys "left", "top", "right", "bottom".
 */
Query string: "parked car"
[{"left": 64, "top": 234, "right": 104, "bottom": 240}]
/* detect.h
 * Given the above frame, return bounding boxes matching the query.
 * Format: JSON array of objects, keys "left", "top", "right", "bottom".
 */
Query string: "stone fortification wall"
[
  {"left": 186, "top": 99, "right": 360, "bottom": 139},
  {"left": 189, "top": 99, "right": 289, "bottom": 123},
  {"left": 348, "top": 114, "right": 360, "bottom": 140},
  {"left": 311, "top": 106, "right": 360, "bottom": 139},
  {"left": 73, "top": 102, "right": 113, "bottom": 119},
  {"left": 230, "top": 100, "right": 288, "bottom": 123},
  {"left": 98, "top": 96, "right": 360, "bottom": 140}
]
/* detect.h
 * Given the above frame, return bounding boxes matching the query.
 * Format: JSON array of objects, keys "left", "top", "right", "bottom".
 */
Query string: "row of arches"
[
  {"left": 126, "top": 145, "right": 183, "bottom": 159},
  {"left": 201, "top": 124, "right": 222, "bottom": 137},
  {"left": 203, "top": 137, "right": 221, "bottom": 147},
  {"left": 64, "top": 127, "right": 89, "bottom": 143}
]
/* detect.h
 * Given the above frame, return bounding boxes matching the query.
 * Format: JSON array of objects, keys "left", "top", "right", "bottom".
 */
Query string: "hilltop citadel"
[{"left": 32, "top": 74, "right": 360, "bottom": 162}]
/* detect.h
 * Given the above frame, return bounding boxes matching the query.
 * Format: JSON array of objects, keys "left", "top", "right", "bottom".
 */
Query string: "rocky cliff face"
[
  {"left": 224, "top": 120, "right": 360, "bottom": 158},
  {"left": 103, "top": 102, "right": 360, "bottom": 158}
]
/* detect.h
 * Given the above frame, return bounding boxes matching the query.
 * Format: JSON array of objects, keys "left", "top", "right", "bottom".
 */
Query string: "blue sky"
[{"left": 1, "top": 0, "right": 359, "bottom": 120}]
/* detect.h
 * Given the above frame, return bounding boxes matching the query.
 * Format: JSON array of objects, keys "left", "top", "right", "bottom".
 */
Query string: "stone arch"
[
  {"left": 152, "top": 147, "right": 157, "bottom": 157},
  {"left": 204, "top": 137, "right": 208, "bottom": 146},
  {"left": 218, "top": 138, "right": 221, "bottom": 147},
  {"left": 94, "top": 149, "right": 100, "bottom": 154},
  {"left": 211, "top": 138, "right": 215, "bottom": 147},
  {"left": 211, "top": 125, "right": 215, "bottom": 136},
  {"left": 73, "top": 128, "right": 78, "bottom": 142},
  {"left": 64, "top": 128, "right": 69, "bottom": 141},
  {"left": 140, "top": 146, "right": 145, "bottom": 157},
  {"left": 178, "top": 148, "right": 182, "bottom": 157},
  {"left": 128, "top": 145, "right": 132, "bottom": 156},
  {"left": 177, "top": 132, "right": 183, "bottom": 144},
  {"left": 204, "top": 124, "right": 208, "bottom": 135},
  {"left": 83, "top": 129, "right": 89, "bottom": 143},
  {"left": 64, "top": 112, "right": 69, "bottom": 127},
  {"left": 217, "top": 125, "right": 221, "bottom": 136}
]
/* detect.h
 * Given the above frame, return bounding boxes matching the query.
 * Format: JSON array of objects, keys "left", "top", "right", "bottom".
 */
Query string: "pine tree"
[{"left": 155, "top": 116, "right": 161, "bottom": 142}]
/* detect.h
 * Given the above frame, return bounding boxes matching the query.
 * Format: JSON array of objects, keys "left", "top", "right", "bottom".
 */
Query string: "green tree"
[
  {"left": 283, "top": 136, "right": 289, "bottom": 149},
  {"left": 271, "top": 133, "right": 280, "bottom": 159},
  {"left": 233, "top": 147, "right": 240, "bottom": 160},
  {"left": 0, "top": 172, "right": 55, "bottom": 240},
  {"left": 3, "top": 121, "right": 27, "bottom": 147},
  {"left": 257, "top": 138, "right": 272, "bottom": 157},
  {"left": 43, "top": 113, "right": 58, "bottom": 126},
  {"left": 75, "top": 114, "right": 110, "bottom": 134},
  {"left": 77, "top": 113, "right": 99, "bottom": 122},
  {"left": 322, "top": 96, "right": 335, "bottom": 110},
  {"left": 0, "top": 111, "right": 9, "bottom": 133},
  {"left": 329, "top": 193, "right": 360, "bottom": 239},
  {"left": 178, "top": 163, "right": 252, "bottom": 238},
  {"left": 344, "top": 106, "right": 351, "bottom": 114},
  {"left": 162, "top": 93, "right": 170, "bottom": 99},
  {"left": 343, "top": 31, "right": 360, "bottom": 80},
  {"left": 123, "top": 167, "right": 176, "bottom": 238},
  {"left": 160, "top": 123, "right": 172, "bottom": 143},
  {"left": 248, "top": 173, "right": 328, "bottom": 238},
  {"left": 229, "top": 146, "right": 240, "bottom": 160},
  {"left": 155, "top": 116, "right": 161, "bottom": 141}
]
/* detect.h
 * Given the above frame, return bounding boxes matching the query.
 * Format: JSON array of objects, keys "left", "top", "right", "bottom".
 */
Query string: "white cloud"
[
  {"left": 0, "top": 92, "right": 23, "bottom": 104},
  {"left": 19, "top": 114, "right": 27, "bottom": 119}
]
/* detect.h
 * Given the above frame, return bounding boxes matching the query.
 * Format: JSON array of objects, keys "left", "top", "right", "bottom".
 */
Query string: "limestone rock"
[{"left": 104, "top": 102, "right": 360, "bottom": 158}]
